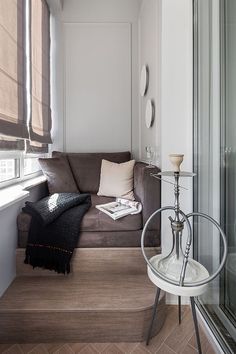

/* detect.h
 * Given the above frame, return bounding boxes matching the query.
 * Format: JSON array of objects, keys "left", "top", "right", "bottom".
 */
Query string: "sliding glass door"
[
  {"left": 221, "top": 0, "right": 236, "bottom": 329},
  {"left": 193, "top": 0, "right": 236, "bottom": 352}
]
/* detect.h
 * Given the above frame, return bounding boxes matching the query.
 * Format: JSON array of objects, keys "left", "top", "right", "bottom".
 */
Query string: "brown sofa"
[{"left": 17, "top": 151, "right": 161, "bottom": 248}]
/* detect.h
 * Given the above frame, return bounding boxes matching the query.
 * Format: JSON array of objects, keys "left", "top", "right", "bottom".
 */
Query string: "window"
[
  {"left": 0, "top": 150, "right": 46, "bottom": 187},
  {"left": 24, "top": 156, "right": 41, "bottom": 176},
  {"left": 0, "top": 0, "right": 52, "bottom": 187},
  {"left": 0, "top": 159, "right": 19, "bottom": 183}
]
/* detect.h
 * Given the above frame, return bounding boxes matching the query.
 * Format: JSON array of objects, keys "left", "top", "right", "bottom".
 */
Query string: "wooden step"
[
  {"left": 16, "top": 247, "right": 160, "bottom": 276},
  {"left": 0, "top": 248, "right": 166, "bottom": 343}
]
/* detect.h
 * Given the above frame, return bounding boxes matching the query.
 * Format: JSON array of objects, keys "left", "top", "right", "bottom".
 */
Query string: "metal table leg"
[
  {"left": 146, "top": 287, "right": 161, "bottom": 345},
  {"left": 190, "top": 297, "right": 202, "bottom": 354},
  {"left": 178, "top": 296, "right": 181, "bottom": 324}
]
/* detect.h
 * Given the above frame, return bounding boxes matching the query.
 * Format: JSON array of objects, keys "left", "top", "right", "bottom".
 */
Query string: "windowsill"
[
  {"left": 22, "top": 175, "right": 46, "bottom": 190},
  {"left": 0, "top": 186, "right": 29, "bottom": 211},
  {"left": 0, "top": 175, "right": 47, "bottom": 211}
]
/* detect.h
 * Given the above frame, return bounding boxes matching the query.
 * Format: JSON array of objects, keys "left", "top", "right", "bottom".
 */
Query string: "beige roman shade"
[
  {"left": 0, "top": 0, "right": 28, "bottom": 148},
  {"left": 29, "top": 0, "right": 52, "bottom": 146}
]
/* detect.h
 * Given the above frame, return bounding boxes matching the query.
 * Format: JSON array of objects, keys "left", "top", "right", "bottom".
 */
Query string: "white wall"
[
  {"left": 161, "top": 0, "right": 193, "bottom": 304},
  {"left": 0, "top": 203, "right": 22, "bottom": 296},
  {"left": 50, "top": 0, "right": 142, "bottom": 156},
  {"left": 0, "top": 184, "right": 47, "bottom": 296},
  {"left": 138, "top": 0, "right": 161, "bottom": 164},
  {"left": 61, "top": 0, "right": 142, "bottom": 21},
  {"left": 64, "top": 22, "right": 131, "bottom": 152},
  {"left": 138, "top": 0, "right": 193, "bottom": 304}
]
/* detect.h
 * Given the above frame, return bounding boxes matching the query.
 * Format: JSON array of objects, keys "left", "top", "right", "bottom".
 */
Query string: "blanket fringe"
[{"left": 24, "top": 245, "right": 71, "bottom": 274}]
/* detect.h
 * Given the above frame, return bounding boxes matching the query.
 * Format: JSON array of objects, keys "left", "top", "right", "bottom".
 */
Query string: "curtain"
[
  {"left": 0, "top": 0, "right": 28, "bottom": 150},
  {"left": 28, "top": 0, "right": 52, "bottom": 148}
]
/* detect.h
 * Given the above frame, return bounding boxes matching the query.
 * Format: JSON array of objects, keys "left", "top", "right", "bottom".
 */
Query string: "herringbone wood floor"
[{"left": 0, "top": 306, "right": 216, "bottom": 354}]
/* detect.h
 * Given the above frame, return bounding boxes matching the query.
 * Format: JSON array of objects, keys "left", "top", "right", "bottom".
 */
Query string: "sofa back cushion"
[
  {"left": 52, "top": 151, "right": 131, "bottom": 193},
  {"left": 39, "top": 157, "right": 79, "bottom": 194},
  {"left": 97, "top": 159, "right": 135, "bottom": 200}
]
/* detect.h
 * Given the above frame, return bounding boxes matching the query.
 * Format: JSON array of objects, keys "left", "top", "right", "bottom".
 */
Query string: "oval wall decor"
[
  {"left": 140, "top": 65, "right": 149, "bottom": 96},
  {"left": 145, "top": 99, "right": 155, "bottom": 128}
]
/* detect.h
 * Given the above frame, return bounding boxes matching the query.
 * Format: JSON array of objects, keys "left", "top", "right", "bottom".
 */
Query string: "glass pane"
[
  {"left": 195, "top": 0, "right": 222, "bottom": 315},
  {"left": 222, "top": 0, "right": 236, "bottom": 324},
  {"left": 24, "top": 157, "right": 40, "bottom": 176},
  {"left": 194, "top": 0, "right": 236, "bottom": 351},
  {"left": 0, "top": 159, "right": 19, "bottom": 183}
]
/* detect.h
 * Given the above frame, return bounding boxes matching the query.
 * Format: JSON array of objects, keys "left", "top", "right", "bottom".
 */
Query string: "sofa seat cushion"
[
  {"left": 80, "top": 194, "right": 142, "bottom": 232},
  {"left": 17, "top": 195, "right": 142, "bottom": 239}
]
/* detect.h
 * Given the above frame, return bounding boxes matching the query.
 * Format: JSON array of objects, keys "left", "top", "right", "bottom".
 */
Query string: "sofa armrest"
[
  {"left": 134, "top": 162, "right": 161, "bottom": 229},
  {"left": 17, "top": 212, "right": 31, "bottom": 248}
]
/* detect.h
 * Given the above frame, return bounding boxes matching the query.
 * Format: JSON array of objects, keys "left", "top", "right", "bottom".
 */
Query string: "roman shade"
[
  {"left": 0, "top": 0, "right": 28, "bottom": 149},
  {"left": 28, "top": 0, "right": 52, "bottom": 147}
]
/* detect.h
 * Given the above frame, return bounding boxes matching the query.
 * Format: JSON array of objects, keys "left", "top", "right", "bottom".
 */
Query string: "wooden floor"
[{"left": 0, "top": 306, "right": 216, "bottom": 354}]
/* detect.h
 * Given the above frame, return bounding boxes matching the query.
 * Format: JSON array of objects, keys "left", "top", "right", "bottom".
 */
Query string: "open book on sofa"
[{"left": 96, "top": 198, "right": 142, "bottom": 220}]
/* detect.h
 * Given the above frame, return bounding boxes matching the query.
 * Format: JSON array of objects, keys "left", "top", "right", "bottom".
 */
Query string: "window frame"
[{"left": 0, "top": 151, "right": 46, "bottom": 189}]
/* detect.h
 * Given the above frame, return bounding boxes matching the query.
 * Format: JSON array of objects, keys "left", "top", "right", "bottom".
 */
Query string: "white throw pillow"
[{"left": 97, "top": 159, "right": 135, "bottom": 200}]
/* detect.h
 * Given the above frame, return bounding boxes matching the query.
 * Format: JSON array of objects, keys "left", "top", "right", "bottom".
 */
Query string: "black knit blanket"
[{"left": 24, "top": 193, "right": 91, "bottom": 274}]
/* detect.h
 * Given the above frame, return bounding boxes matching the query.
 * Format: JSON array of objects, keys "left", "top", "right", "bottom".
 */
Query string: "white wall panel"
[
  {"left": 62, "top": 0, "right": 142, "bottom": 22},
  {"left": 64, "top": 23, "right": 131, "bottom": 152}
]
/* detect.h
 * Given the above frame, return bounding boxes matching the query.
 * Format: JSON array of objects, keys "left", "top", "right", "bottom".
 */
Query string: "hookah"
[
  {"left": 141, "top": 154, "right": 228, "bottom": 353},
  {"left": 149, "top": 154, "right": 209, "bottom": 287}
]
